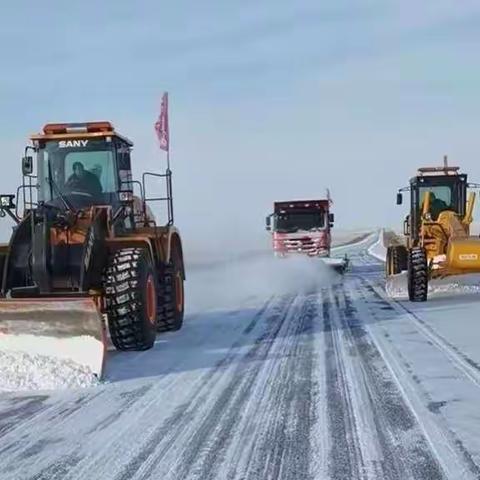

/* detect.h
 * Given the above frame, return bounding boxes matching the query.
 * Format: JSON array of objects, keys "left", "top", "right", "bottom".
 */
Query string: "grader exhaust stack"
[{"left": 0, "top": 121, "right": 185, "bottom": 380}]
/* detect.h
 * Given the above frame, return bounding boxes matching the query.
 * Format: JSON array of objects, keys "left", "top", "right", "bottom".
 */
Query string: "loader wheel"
[
  {"left": 407, "top": 247, "right": 428, "bottom": 302},
  {"left": 104, "top": 247, "right": 158, "bottom": 350},
  {"left": 156, "top": 252, "right": 184, "bottom": 333}
]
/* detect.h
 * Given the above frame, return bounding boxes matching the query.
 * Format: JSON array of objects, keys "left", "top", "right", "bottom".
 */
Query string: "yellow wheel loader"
[
  {"left": 388, "top": 157, "right": 480, "bottom": 302},
  {"left": 0, "top": 122, "right": 185, "bottom": 378}
]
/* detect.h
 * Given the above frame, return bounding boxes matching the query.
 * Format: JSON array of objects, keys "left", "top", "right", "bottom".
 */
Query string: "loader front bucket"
[{"left": 0, "top": 297, "right": 106, "bottom": 379}]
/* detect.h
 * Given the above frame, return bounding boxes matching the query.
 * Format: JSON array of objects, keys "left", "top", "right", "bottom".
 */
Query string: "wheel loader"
[
  {"left": 0, "top": 122, "right": 185, "bottom": 378},
  {"left": 387, "top": 157, "right": 480, "bottom": 302}
]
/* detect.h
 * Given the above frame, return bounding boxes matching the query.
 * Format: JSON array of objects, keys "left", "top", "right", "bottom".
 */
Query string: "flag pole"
[{"left": 155, "top": 91, "right": 173, "bottom": 224}]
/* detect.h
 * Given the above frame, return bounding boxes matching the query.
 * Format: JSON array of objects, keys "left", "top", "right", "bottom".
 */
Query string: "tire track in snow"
[
  {"left": 0, "top": 395, "right": 49, "bottom": 436},
  {"left": 109, "top": 295, "right": 295, "bottom": 480},
  {"left": 367, "top": 280, "right": 480, "bottom": 391},
  {"left": 220, "top": 294, "right": 317, "bottom": 480},
  {"left": 322, "top": 278, "right": 446, "bottom": 479},
  {"left": 333, "top": 283, "right": 445, "bottom": 480},
  {"left": 0, "top": 298, "right": 278, "bottom": 480},
  {"left": 355, "top": 277, "right": 480, "bottom": 478},
  {"left": 322, "top": 291, "right": 364, "bottom": 480}
]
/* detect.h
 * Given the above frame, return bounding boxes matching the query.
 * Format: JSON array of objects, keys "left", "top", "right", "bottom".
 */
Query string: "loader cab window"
[
  {"left": 275, "top": 210, "right": 326, "bottom": 233},
  {"left": 64, "top": 151, "right": 116, "bottom": 194},
  {"left": 38, "top": 140, "right": 118, "bottom": 203}
]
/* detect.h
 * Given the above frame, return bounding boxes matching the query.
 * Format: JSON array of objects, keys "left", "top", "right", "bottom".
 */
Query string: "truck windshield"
[
  {"left": 38, "top": 140, "right": 117, "bottom": 202},
  {"left": 275, "top": 211, "right": 326, "bottom": 233}
]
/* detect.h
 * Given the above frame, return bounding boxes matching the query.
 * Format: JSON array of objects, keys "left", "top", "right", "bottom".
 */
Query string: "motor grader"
[
  {"left": 387, "top": 158, "right": 480, "bottom": 302},
  {"left": 0, "top": 122, "right": 185, "bottom": 377}
]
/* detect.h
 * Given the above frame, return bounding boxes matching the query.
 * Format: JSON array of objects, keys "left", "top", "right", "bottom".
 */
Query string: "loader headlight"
[
  {"left": 119, "top": 191, "right": 133, "bottom": 204},
  {"left": 0, "top": 195, "right": 15, "bottom": 209}
]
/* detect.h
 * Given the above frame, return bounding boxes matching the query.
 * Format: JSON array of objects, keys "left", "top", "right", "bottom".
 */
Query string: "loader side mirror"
[
  {"left": 328, "top": 213, "right": 335, "bottom": 223},
  {"left": 22, "top": 156, "right": 33, "bottom": 176},
  {"left": 265, "top": 215, "right": 271, "bottom": 231},
  {"left": 396, "top": 193, "right": 403, "bottom": 205}
]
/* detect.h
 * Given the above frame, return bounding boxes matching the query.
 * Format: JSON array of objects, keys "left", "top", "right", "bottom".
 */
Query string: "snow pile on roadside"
[
  {"left": 386, "top": 271, "right": 480, "bottom": 299},
  {"left": 367, "top": 230, "right": 387, "bottom": 261},
  {"left": 0, "top": 350, "right": 100, "bottom": 392}
]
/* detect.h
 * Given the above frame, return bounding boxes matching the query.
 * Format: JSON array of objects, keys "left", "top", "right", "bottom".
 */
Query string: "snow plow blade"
[
  {"left": 323, "top": 255, "right": 349, "bottom": 274},
  {"left": 0, "top": 298, "right": 106, "bottom": 379}
]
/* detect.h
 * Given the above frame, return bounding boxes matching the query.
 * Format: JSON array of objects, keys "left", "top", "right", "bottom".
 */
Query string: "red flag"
[{"left": 155, "top": 92, "right": 169, "bottom": 151}]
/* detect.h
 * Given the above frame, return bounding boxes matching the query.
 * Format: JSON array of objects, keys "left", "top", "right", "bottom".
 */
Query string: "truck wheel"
[
  {"left": 104, "top": 247, "right": 157, "bottom": 350},
  {"left": 157, "top": 252, "right": 184, "bottom": 333},
  {"left": 407, "top": 247, "right": 428, "bottom": 302}
]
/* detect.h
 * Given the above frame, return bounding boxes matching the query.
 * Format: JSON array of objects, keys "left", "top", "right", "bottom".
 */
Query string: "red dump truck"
[{"left": 265, "top": 198, "right": 348, "bottom": 272}]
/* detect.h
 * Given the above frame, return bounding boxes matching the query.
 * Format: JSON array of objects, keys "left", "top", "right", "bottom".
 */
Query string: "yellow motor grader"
[{"left": 387, "top": 158, "right": 480, "bottom": 301}]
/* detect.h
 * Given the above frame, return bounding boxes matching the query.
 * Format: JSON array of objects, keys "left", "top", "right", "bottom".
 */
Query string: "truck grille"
[{"left": 281, "top": 238, "right": 328, "bottom": 256}]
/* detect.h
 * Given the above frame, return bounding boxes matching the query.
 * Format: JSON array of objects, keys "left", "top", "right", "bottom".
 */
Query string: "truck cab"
[{"left": 266, "top": 199, "right": 334, "bottom": 257}]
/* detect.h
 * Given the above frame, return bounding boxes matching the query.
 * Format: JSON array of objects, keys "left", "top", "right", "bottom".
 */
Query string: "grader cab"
[{"left": 387, "top": 158, "right": 480, "bottom": 301}]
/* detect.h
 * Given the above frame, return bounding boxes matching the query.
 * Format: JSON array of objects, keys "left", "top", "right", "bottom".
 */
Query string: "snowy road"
[{"left": 1, "top": 234, "right": 480, "bottom": 479}]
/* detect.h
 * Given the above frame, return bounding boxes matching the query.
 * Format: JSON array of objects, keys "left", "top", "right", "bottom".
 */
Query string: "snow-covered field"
[{"left": 1, "top": 231, "right": 480, "bottom": 479}]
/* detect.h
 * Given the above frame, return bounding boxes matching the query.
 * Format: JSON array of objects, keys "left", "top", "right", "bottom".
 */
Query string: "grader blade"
[{"left": 0, "top": 298, "right": 106, "bottom": 378}]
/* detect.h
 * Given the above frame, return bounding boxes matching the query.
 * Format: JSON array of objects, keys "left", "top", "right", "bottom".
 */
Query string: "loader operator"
[{"left": 65, "top": 162, "right": 103, "bottom": 196}]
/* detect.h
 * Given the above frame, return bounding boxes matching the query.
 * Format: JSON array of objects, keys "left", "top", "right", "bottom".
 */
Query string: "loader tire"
[
  {"left": 156, "top": 252, "right": 184, "bottom": 333},
  {"left": 407, "top": 247, "right": 428, "bottom": 302},
  {"left": 105, "top": 247, "right": 158, "bottom": 350}
]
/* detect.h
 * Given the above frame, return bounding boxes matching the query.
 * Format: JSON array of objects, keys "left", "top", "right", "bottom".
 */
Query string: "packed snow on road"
[{"left": 1, "top": 231, "right": 480, "bottom": 479}]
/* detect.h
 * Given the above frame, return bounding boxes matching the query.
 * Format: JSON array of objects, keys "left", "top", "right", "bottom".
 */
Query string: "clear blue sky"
[{"left": 1, "top": 0, "right": 480, "bottom": 245}]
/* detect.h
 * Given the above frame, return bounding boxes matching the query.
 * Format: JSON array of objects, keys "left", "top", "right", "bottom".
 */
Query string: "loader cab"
[
  {"left": 32, "top": 123, "right": 134, "bottom": 211},
  {"left": 400, "top": 167, "right": 467, "bottom": 243}
]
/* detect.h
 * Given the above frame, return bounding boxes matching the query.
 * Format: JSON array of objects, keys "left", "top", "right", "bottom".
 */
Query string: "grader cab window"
[{"left": 419, "top": 185, "right": 453, "bottom": 219}]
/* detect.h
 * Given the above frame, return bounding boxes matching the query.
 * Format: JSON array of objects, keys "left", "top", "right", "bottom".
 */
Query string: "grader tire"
[{"left": 407, "top": 247, "right": 428, "bottom": 302}]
